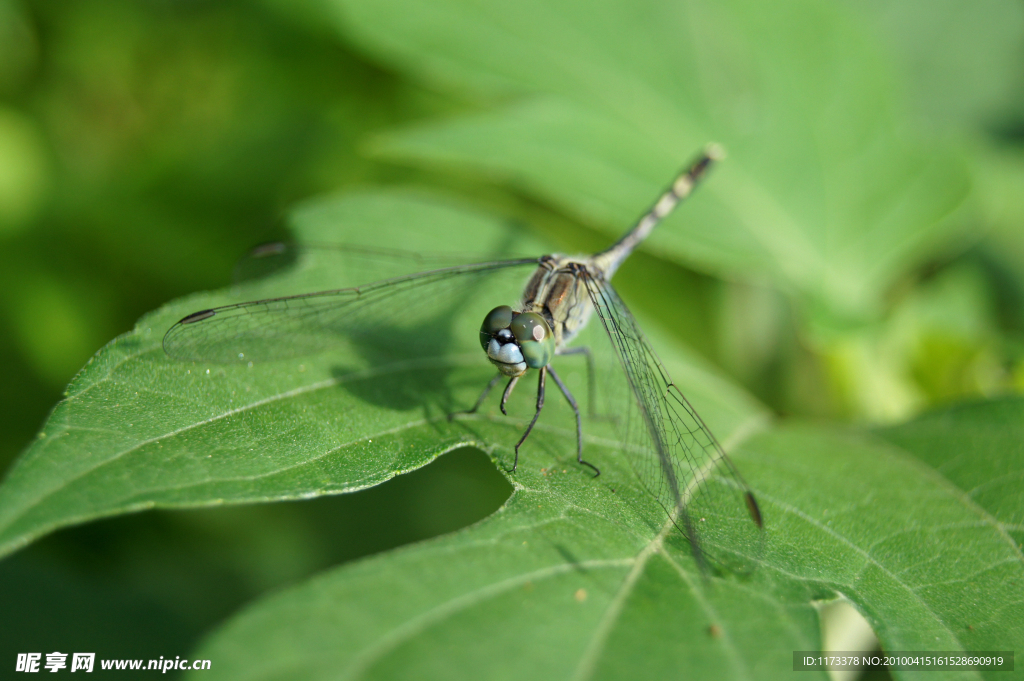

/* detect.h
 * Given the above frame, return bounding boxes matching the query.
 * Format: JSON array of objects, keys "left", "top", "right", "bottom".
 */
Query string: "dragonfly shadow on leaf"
[
  {"left": 315, "top": 230, "right": 533, "bottom": 418},
  {"left": 326, "top": 309, "right": 473, "bottom": 417}
]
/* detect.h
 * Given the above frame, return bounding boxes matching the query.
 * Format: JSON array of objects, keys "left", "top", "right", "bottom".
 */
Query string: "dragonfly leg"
[
  {"left": 448, "top": 372, "right": 502, "bottom": 421},
  {"left": 548, "top": 365, "right": 600, "bottom": 477},
  {"left": 469, "top": 373, "right": 503, "bottom": 413},
  {"left": 555, "top": 345, "right": 598, "bottom": 419},
  {"left": 512, "top": 367, "right": 546, "bottom": 472},
  {"left": 499, "top": 374, "right": 520, "bottom": 416}
]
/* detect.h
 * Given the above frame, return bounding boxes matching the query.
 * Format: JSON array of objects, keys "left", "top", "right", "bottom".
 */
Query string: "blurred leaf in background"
[
  {"left": 330, "top": 0, "right": 1024, "bottom": 421},
  {"left": 847, "top": 0, "right": 1024, "bottom": 131},
  {"left": 333, "top": 0, "right": 969, "bottom": 312}
]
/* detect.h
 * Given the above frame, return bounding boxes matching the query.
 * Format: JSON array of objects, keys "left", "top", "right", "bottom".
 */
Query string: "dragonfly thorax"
[
  {"left": 479, "top": 305, "right": 554, "bottom": 377},
  {"left": 520, "top": 256, "right": 598, "bottom": 349}
]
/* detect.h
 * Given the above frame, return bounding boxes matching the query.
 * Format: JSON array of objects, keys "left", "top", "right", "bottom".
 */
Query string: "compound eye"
[
  {"left": 509, "top": 312, "right": 550, "bottom": 343},
  {"left": 510, "top": 312, "right": 554, "bottom": 369},
  {"left": 480, "top": 305, "right": 514, "bottom": 350}
]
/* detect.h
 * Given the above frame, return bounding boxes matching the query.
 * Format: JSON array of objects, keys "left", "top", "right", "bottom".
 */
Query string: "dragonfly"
[{"left": 164, "top": 147, "right": 763, "bottom": 571}]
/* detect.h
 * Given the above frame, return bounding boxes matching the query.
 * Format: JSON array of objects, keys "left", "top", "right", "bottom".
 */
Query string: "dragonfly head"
[{"left": 479, "top": 305, "right": 554, "bottom": 377}]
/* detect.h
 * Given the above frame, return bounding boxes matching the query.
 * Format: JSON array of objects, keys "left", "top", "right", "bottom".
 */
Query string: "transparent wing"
[
  {"left": 164, "top": 259, "right": 538, "bottom": 363},
  {"left": 232, "top": 241, "right": 534, "bottom": 288},
  {"left": 580, "top": 269, "right": 763, "bottom": 572}
]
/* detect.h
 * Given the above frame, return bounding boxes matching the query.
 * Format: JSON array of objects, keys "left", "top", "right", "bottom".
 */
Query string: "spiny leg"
[
  {"left": 555, "top": 345, "right": 598, "bottom": 419},
  {"left": 512, "top": 367, "right": 546, "bottom": 472},
  {"left": 547, "top": 365, "right": 600, "bottom": 477}
]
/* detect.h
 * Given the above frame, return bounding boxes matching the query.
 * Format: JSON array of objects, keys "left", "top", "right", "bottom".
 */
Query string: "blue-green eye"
[
  {"left": 509, "top": 312, "right": 547, "bottom": 343},
  {"left": 510, "top": 312, "right": 553, "bottom": 368},
  {"left": 480, "top": 305, "right": 513, "bottom": 350}
]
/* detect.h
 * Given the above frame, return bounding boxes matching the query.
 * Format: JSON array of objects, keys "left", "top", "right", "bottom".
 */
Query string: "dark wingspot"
[
  {"left": 745, "top": 491, "right": 763, "bottom": 528},
  {"left": 180, "top": 309, "right": 216, "bottom": 324}
]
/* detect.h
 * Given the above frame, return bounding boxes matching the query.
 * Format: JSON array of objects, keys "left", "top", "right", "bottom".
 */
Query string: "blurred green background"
[{"left": 0, "top": 0, "right": 1022, "bottom": 674}]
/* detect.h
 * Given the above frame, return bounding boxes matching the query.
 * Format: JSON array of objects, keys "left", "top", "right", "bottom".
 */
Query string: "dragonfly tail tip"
[{"left": 704, "top": 142, "right": 726, "bottom": 162}]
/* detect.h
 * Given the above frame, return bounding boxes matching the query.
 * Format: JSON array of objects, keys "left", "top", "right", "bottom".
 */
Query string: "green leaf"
[
  {"left": 874, "top": 399, "right": 1024, "bottom": 551},
  {"left": 844, "top": 0, "right": 1024, "bottom": 129},
  {"left": 0, "top": 188, "right": 764, "bottom": 560},
  {"left": 333, "top": 0, "right": 972, "bottom": 322},
  {"left": 191, "top": 401, "right": 1023, "bottom": 680}
]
